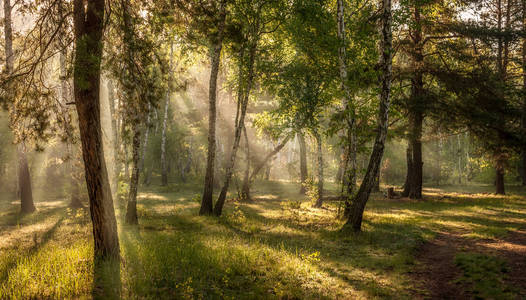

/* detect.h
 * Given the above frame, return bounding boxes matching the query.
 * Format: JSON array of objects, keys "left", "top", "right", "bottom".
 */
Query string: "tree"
[
  {"left": 73, "top": 0, "right": 120, "bottom": 259},
  {"left": 344, "top": 0, "right": 392, "bottom": 232},
  {"left": 298, "top": 131, "right": 308, "bottom": 194},
  {"left": 214, "top": 0, "right": 287, "bottom": 216},
  {"left": 3, "top": 0, "right": 36, "bottom": 214}
]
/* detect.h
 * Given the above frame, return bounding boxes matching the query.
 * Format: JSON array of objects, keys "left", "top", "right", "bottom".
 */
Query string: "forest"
[{"left": 0, "top": 0, "right": 526, "bottom": 298}]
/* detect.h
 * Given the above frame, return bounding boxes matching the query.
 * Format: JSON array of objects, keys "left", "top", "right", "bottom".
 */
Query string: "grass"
[
  {"left": 454, "top": 252, "right": 515, "bottom": 299},
  {"left": 0, "top": 180, "right": 525, "bottom": 299}
]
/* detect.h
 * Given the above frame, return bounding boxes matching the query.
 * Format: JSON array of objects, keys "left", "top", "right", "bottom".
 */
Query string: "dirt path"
[{"left": 410, "top": 230, "right": 526, "bottom": 299}]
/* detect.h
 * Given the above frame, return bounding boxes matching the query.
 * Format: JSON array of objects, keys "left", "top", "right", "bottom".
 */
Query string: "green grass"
[
  {"left": 0, "top": 180, "right": 525, "bottom": 299},
  {"left": 454, "top": 252, "right": 516, "bottom": 299}
]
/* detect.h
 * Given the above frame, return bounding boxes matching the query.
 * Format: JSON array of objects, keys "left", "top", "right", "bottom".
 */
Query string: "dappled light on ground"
[{"left": 1, "top": 182, "right": 525, "bottom": 298}]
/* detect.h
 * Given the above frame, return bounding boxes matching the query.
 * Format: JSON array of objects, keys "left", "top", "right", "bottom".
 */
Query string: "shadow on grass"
[{"left": 0, "top": 217, "right": 64, "bottom": 283}]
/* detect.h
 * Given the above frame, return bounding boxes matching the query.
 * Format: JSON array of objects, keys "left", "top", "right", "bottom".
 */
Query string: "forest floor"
[{"left": 0, "top": 180, "right": 525, "bottom": 299}]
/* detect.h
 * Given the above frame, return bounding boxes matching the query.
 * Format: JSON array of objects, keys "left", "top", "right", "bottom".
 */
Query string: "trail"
[{"left": 410, "top": 229, "right": 526, "bottom": 299}]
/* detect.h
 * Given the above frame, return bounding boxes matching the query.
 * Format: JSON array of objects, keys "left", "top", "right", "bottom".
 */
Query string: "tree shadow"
[
  {"left": 0, "top": 217, "right": 64, "bottom": 283},
  {"left": 92, "top": 256, "right": 122, "bottom": 299}
]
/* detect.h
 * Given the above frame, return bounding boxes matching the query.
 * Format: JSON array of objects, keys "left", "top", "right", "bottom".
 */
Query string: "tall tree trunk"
[
  {"left": 126, "top": 124, "right": 140, "bottom": 225},
  {"left": 107, "top": 80, "right": 119, "bottom": 193},
  {"left": 313, "top": 132, "right": 324, "bottom": 208},
  {"left": 521, "top": 0, "right": 526, "bottom": 186},
  {"left": 436, "top": 133, "right": 442, "bottom": 186},
  {"left": 298, "top": 131, "right": 308, "bottom": 194},
  {"left": 200, "top": 5, "right": 226, "bottom": 215},
  {"left": 495, "top": 156, "right": 506, "bottom": 195},
  {"left": 214, "top": 44, "right": 256, "bottom": 216},
  {"left": 457, "top": 134, "right": 462, "bottom": 184},
  {"left": 373, "top": 169, "right": 380, "bottom": 192},
  {"left": 61, "top": 48, "right": 83, "bottom": 209},
  {"left": 140, "top": 105, "right": 151, "bottom": 174},
  {"left": 337, "top": 0, "right": 358, "bottom": 207},
  {"left": 240, "top": 126, "right": 251, "bottom": 201},
  {"left": 73, "top": 0, "right": 119, "bottom": 260},
  {"left": 161, "top": 43, "right": 173, "bottom": 187},
  {"left": 402, "top": 145, "right": 413, "bottom": 197},
  {"left": 18, "top": 145, "right": 35, "bottom": 213},
  {"left": 406, "top": 1, "right": 424, "bottom": 200},
  {"left": 3, "top": 0, "right": 36, "bottom": 214},
  {"left": 344, "top": 0, "right": 392, "bottom": 232}
]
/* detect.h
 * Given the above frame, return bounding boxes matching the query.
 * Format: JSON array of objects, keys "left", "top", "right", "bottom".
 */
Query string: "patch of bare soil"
[
  {"left": 409, "top": 230, "right": 526, "bottom": 299},
  {"left": 409, "top": 232, "right": 470, "bottom": 299}
]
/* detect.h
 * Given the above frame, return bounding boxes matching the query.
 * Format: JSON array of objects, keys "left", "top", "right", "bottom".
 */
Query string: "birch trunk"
[
  {"left": 161, "top": 43, "right": 174, "bottom": 186},
  {"left": 107, "top": 80, "right": 119, "bottom": 192},
  {"left": 140, "top": 104, "right": 151, "bottom": 173},
  {"left": 200, "top": 5, "right": 226, "bottom": 215},
  {"left": 298, "top": 131, "right": 308, "bottom": 194},
  {"left": 313, "top": 132, "right": 324, "bottom": 208},
  {"left": 337, "top": 0, "right": 357, "bottom": 204},
  {"left": 344, "top": 0, "right": 392, "bottom": 232},
  {"left": 214, "top": 44, "right": 256, "bottom": 216}
]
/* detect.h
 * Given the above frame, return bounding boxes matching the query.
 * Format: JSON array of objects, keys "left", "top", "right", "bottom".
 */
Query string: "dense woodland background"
[{"left": 1, "top": 0, "right": 526, "bottom": 298}]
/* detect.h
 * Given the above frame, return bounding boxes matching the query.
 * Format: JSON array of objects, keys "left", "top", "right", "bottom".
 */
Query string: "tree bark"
[
  {"left": 373, "top": 169, "right": 380, "bottom": 192},
  {"left": 337, "top": 0, "right": 358, "bottom": 207},
  {"left": 406, "top": 1, "right": 424, "bottom": 200},
  {"left": 107, "top": 80, "right": 119, "bottom": 194},
  {"left": 457, "top": 134, "right": 462, "bottom": 184},
  {"left": 61, "top": 49, "right": 83, "bottom": 209},
  {"left": 161, "top": 43, "right": 173, "bottom": 186},
  {"left": 214, "top": 43, "right": 257, "bottom": 216},
  {"left": 402, "top": 145, "right": 412, "bottom": 197},
  {"left": 18, "top": 145, "right": 36, "bottom": 213},
  {"left": 313, "top": 132, "right": 324, "bottom": 208},
  {"left": 521, "top": 0, "right": 526, "bottom": 186},
  {"left": 240, "top": 126, "right": 251, "bottom": 202},
  {"left": 495, "top": 156, "right": 506, "bottom": 195},
  {"left": 73, "top": 0, "right": 120, "bottom": 259},
  {"left": 200, "top": 5, "right": 226, "bottom": 215},
  {"left": 126, "top": 123, "right": 140, "bottom": 225},
  {"left": 298, "top": 131, "right": 308, "bottom": 194},
  {"left": 343, "top": 0, "right": 392, "bottom": 232},
  {"left": 140, "top": 105, "right": 151, "bottom": 174}
]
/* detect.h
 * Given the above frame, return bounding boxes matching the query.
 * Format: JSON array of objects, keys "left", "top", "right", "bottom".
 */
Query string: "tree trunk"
[
  {"left": 436, "top": 133, "right": 442, "bottom": 186},
  {"left": 406, "top": 1, "right": 424, "bottom": 200},
  {"left": 344, "top": 0, "right": 392, "bottom": 232},
  {"left": 402, "top": 145, "right": 412, "bottom": 197},
  {"left": 214, "top": 43, "right": 257, "bottom": 216},
  {"left": 521, "top": 0, "right": 526, "bottom": 186},
  {"left": 337, "top": 0, "right": 358, "bottom": 209},
  {"left": 240, "top": 126, "right": 251, "bottom": 202},
  {"left": 107, "top": 80, "right": 119, "bottom": 194},
  {"left": 298, "top": 131, "right": 308, "bottom": 194},
  {"left": 3, "top": 0, "right": 36, "bottom": 214},
  {"left": 373, "top": 170, "right": 380, "bottom": 192},
  {"left": 495, "top": 157, "right": 506, "bottom": 195},
  {"left": 200, "top": 6, "right": 226, "bottom": 215},
  {"left": 313, "top": 132, "right": 324, "bottom": 208},
  {"left": 126, "top": 124, "right": 140, "bottom": 225},
  {"left": 18, "top": 145, "right": 36, "bottom": 214},
  {"left": 140, "top": 106, "right": 151, "bottom": 175},
  {"left": 73, "top": 0, "right": 119, "bottom": 260},
  {"left": 161, "top": 44, "right": 173, "bottom": 187},
  {"left": 62, "top": 49, "right": 83, "bottom": 209},
  {"left": 457, "top": 134, "right": 462, "bottom": 184}
]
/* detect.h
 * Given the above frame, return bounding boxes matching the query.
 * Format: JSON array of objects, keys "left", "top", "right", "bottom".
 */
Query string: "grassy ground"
[{"left": 0, "top": 180, "right": 525, "bottom": 299}]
